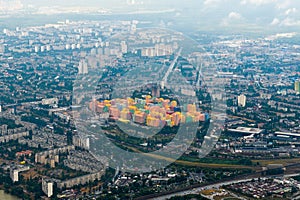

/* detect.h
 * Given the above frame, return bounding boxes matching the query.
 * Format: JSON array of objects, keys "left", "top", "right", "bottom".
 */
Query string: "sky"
[{"left": 1, "top": 0, "right": 300, "bottom": 31}]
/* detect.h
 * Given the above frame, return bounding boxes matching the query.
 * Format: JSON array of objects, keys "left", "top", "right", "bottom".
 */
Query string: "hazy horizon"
[{"left": 0, "top": 0, "right": 300, "bottom": 33}]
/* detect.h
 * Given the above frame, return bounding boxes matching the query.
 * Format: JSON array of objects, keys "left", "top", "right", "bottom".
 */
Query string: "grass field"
[
  {"left": 123, "top": 144, "right": 254, "bottom": 169},
  {"left": 252, "top": 158, "right": 300, "bottom": 167}
]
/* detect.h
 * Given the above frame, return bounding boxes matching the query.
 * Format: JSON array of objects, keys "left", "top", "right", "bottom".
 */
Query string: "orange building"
[
  {"left": 199, "top": 113, "right": 205, "bottom": 122},
  {"left": 146, "top": 116, "right": 160, "bottom": 127},
  {"left": 89, "top": 101, "right": 97, "bottom": 111},
  {"left": 16, "top": 150, "right": 33, "bottom": 157},
  {"left": 170, "top": 101, "right": 177, "bottom": 107},
  {"left": 96, "top": 104, "right": 105, "bottom": 113},
  {"left": 120, "top": 109, "right": 131, "bottom": 120},
  {"left": 109, "top": 107, "right": 120, "bottom": 118},
  {"left": 171, "top": 112, "right": 181, "bottom": 126},
  {"left": 134, "top": 112, "right": 146, "bottom": 124}
]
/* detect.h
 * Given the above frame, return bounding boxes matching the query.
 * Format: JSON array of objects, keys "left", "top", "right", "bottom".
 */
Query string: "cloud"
[
  {"left": 270, "top": 16, "right": 300, "bottom": 27},
  {"left": 280, "top": 17, "right": 300, "bottom": 26},
  {"left": 265, "top": 32, "right": 297, "bottom": 40},
  {"left": 221, "top": 11, "right": 243, "bottom": 26},
  {"left": 203, "top": 0, "right": 223, "bottom": 6},
  {"left": 240, "top": 0, "right": 276, "bottom": 6},
  {"left": 284, "top": 8, "right": 297, "bottom": 15},
  {"left": 228, "top": 11, "right": 242, "bottom": 20},
  {"left": 270, "top": 17, "right": 280, "bottom": 25},
  {"left": 240, "top": 0, "right": 296, "bottom": 11},
  {"left": 276, "top": 0, "right": 292, "bottom": 9},
  {"left": 0, "top": 0, "right": 23, "bottom": 11}
]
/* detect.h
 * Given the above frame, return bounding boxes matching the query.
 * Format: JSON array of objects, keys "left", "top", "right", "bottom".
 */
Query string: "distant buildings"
[
  {"left": 42, "top": 97, "right": 58, "bottom": 106},
  {"left": 15, "top": 150, "right": 33, "bottom": 157},
  {"left": 120, "top": 41, "right": 128, "bottom": 54},
  {"left": 35, "top": 153, "right": 59, "bottom": 168},
  {"left": 151, "top": 84, "right": 160, "bottom": 97},
  {"left": 0, "top": 130, "right": 29, "bottom": 143},
  {"left": 78, "top": 60, "right": 88, "bottom": 74},
  {"left": 227, "top": 177, "right": 296, "bottom": 199},
  {"left": 56, "top": 171, "right": 104, "bottom": 189},
  {"left": 35, "top": 146, "right": 75, "bottom": 165},
  {"left": 238, "top": 94, "right": 247, "bottom": 107},
  {"left": 295, "top": 81, "right": 300, "bottom": 93},
  {"left": 34, "top": 46, "right": 39, "bottom": 53},
  {"left": 72, "top": 135, "right": 90, "bottom": 150},
  {"left": 38, "top": 147, "right": 105, "bottom": 196},
  {"left": 140, "top": 44, "right": 174, "bottom": 57},
  {"left": 63, "top": 150, "right": 104, "bottom": 173},
  {"left": 0, "top": 124, "right": 7, "bottom": 135}
]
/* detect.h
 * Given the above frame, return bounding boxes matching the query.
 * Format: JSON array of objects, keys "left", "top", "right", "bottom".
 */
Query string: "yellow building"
[
  {"left": 171, "top": 101, "right": 177, "bottom": 107},
  {"left": 187, "top": 104, "right": 196, "bottom": 113}
]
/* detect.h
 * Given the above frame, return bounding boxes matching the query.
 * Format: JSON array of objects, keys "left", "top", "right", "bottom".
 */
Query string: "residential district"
[{"left": 0, "top": 17, "right": 299, "bottom": 200}]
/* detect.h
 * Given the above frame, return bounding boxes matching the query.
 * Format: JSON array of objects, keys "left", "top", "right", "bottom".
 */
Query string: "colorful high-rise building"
[
  {"left": 187, "top": 104, "right": 197, "bottom": 113},
  {"left": 134, "top": 112, "right": 146, "bottom": 124},
  {"left": 90, "top": 96, "right": 207, "bottom": 127},
  {"left": 109, "top": 107, "right": 120, "bottom": 119},
  {"left": 120, "top": 108, "right": 131, "bottom": 120}
]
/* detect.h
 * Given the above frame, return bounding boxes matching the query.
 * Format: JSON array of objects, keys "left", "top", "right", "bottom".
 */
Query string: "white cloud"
[
  {"left": 221, "top": 11, "right": 243, "bottom": 26},
  {"left": 0, "top": 0, "right": 23, "bottom": 11},
  {"left": 228, "top": 11, "right": 242, "bottom": 20},
  {"left": 265, "top": 32, "right": 297, "bottom": 40},
  {"left": 240, "top": 0, "right": 276, "bottom": 6},
  {"left": 203, "top": 0, "right": 223, "bottom": 6},
  {"left": 285, "top": 8, "right": 297, "bottom": 15},
  {"left": 270, "top": 16, "right": 300, "bottom": 27},
  {"left": 270, "top": 17, "right": 280, "bottom": 25},
  {"left": 280, "top": 17, "right": 300, "bottom": 26},
  {"left": 276, "top": 0, "right": 292, "bottom": 9},
  {"left": 240, "top": 0, "right": 295, "bottom": 11}
]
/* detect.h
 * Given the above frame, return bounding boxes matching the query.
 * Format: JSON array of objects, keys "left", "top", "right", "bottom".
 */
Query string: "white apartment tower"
[
  {"left": 42, "top": 178, "right": 54, "bottom": 198},
  {"left": 121, "top": 41, "right": 128, "bottom": 54},
  {"left": 78, "top": 60, "right": 88, "bottom": 74},
  {"left": 238, "top": 94, "right": 247, "bottom": 107}
]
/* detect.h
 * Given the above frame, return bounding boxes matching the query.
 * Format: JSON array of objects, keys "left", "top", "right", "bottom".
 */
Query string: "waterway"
[{"left": 0, "top": 190, "right": 19, "bottom": 200}]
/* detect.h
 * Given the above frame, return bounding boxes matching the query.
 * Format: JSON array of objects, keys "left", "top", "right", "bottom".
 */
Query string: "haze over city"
[
  {"left": 1, "top": 0, "right": 300, "bottom": 32},
  {"left": 0, "top": 0, "right": 300, "bottom": 200}
]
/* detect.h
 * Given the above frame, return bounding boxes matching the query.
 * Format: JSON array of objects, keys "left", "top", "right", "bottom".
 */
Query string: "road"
[
  {"left": 3, "top": 100, "right": 42, "bottom": 108},
  {"left": 147, "top": 172, "right": 300, "bottom": 200},
  {"left": 162, "top": 48, "right": 182, "bottom": 87}
]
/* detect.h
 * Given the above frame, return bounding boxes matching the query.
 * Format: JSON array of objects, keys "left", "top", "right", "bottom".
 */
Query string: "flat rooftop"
[
  {"left": 274, "top": 131, "right": 300, "bottom": 137},
  {"left": 228, "top": 127, "right": 264, "bottom": 134}
]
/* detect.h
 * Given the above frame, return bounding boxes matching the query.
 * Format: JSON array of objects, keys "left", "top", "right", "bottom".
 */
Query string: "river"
[{"left": 0, "top": 190, "right": 19, "bottom": 200}]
